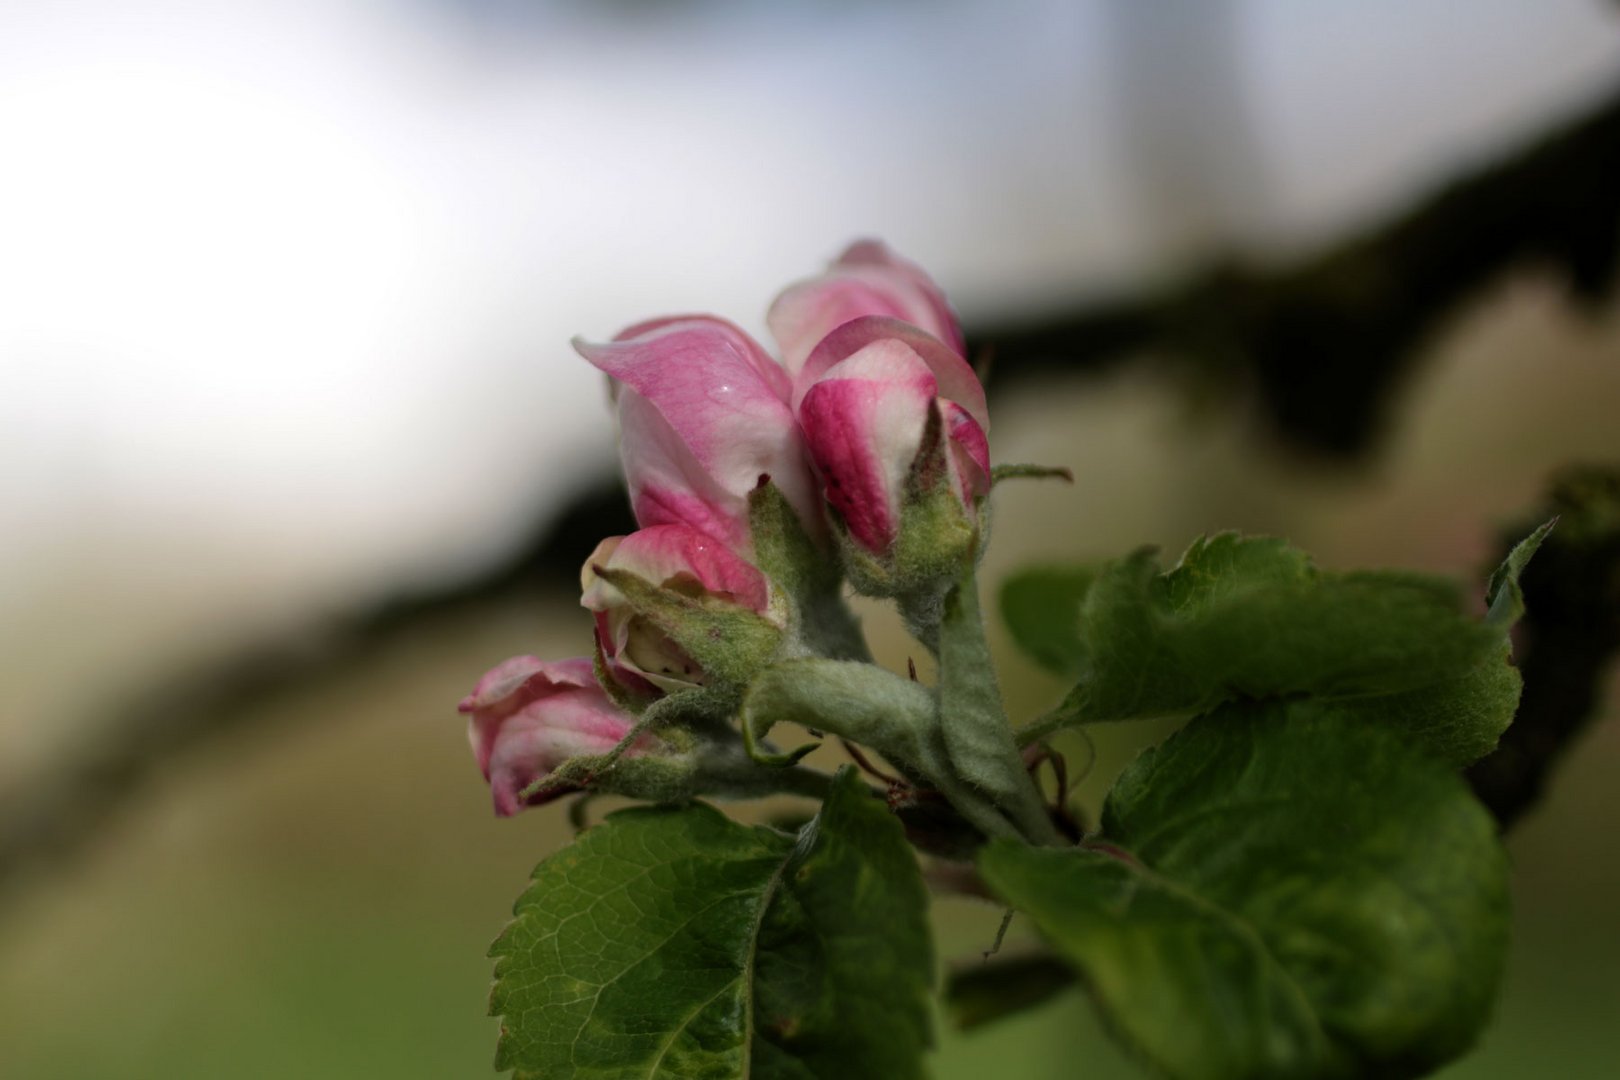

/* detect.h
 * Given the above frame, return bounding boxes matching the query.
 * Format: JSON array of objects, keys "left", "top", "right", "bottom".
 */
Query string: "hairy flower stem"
[
  {"left": 930, "top": 772, "right": 1027, "bottom": 843},
  {"left": 698, "top": 748, "right": 840, "bottom": 802},
  {"left": 936, "top": 564, "right": 1065, "bottom": 847}
]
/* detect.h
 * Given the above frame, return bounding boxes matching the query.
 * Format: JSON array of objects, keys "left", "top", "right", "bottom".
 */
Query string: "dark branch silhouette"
[{"left": 973, "top": 84, "right": 1620, "bottom": 457}]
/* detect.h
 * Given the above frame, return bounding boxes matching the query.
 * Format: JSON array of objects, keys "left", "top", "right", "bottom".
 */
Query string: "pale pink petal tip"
[{"left": 462, "top": 654, "right": 644, "bottom": 817}]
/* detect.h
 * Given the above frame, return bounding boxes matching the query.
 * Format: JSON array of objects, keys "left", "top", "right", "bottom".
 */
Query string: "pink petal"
[
  {"left": 483, "top": 685, "right": 638, "bottom": 816},
  {"left": 575, "top": 318, "right": 819, "bottom": 544},
  {"left": 836, "top": 242, "right": 963, "bottom": 356},
  {"left": 458, "top": 655, "right": 596, "bottom": 717},
  {"left": 941, "top": 400, "right": 991, "bottom": 503},
  {"left": 461, "top": 655, "right": 627, "bottom": 798},
  {"left": 768, "top": 239, "right": 965, "bottom": 375},
  {"left": 575, "top": 318, "right": 795, "bottom": 472},
  {"left": 610, "top": 314, "right": 793, "bottom": 401},
  {"left": 793, "top": 316, "right": 988, "bottom": 434},
  {"left": 797, "top": 340, "right": 937, "bottom": 553},
  {"left": 581, "top": 525, "right": 770, "bottom": 614},
  {"left": 616, "top": 390, "right": 753, "bottom": 552}
]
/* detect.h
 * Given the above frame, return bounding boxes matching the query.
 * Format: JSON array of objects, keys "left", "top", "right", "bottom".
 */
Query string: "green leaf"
[
  {"left": 981, "top": 706, "right": 1510, "bottom": 1079},
  {"left": 1010, "top": 533, "right": 1523, "bottom": 763},
  {"left": 489, "top": 768, "right": 934, "bottom": 1079},
  {"left": 1484, "top": 517, "right": 1556, "bottom": 626},
  {"left": 1292, "top": 652, "right": 1522, "bottom": 766},
  {"left": 998, "top": 564, "right": 1098, "bottom": 677}
]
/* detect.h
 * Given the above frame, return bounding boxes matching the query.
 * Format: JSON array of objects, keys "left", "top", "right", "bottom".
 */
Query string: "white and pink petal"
[
  {"left": 768, "top": 240, "right": 965, "bottom": 375},
  {"left": 797, "top": 340, "right": 939, "bottom": 553},
  {"left": 576, "top": 317, "right": 820, "bottom": 545},
  {"left": 792, "top": 315, "right": 987, "bottom": 433},
  {"left": 483, "top": 687, "right": 637, "bottom": 816},
  {"left": 941, "top": 400, "right": 991, "bottom": 503},
  {"left": 580, "top": 524, "right": 770, "bottom": 614},
  {"left": 459, "top": 655, "right": 645, "bottom": 817}
]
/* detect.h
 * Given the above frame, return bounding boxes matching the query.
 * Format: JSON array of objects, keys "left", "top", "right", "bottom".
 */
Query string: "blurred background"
[{"left": 2, "top": 0, "right": 1618, "bottom": 1076}]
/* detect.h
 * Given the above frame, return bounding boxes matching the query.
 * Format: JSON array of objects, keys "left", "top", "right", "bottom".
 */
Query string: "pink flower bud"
[
  {"left": 768, "top": 240, "right": 965, "bottom": 377},
  {"left": 459, "top": 656, "right": 647, "bottom": 817},
  {"left": 792, "top": 316, "right": 990, "bottom": 555},
  {"left": 573, "top": 316, "right": 821, "bottom": 553},
  {"left": 580, "top": 524, "right": 776, "bottom": 691}
]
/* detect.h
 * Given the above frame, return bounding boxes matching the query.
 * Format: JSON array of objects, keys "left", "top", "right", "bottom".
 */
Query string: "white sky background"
[{"left": 1, "top": 0, "right": 1618, "bottom": 756}]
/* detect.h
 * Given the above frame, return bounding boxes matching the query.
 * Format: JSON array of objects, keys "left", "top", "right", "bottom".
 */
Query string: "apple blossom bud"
[
  {"left": 792, "top": 316, "right": 991, "bottom": 575},
  {"left": 767, "top": 239, "right": 965, "bottom": 376},
  {"left": 459, "top": 656, "right": 653, "bottom": 817},
  {"left": 580, "top": 524, "right": 783, "bottom": 692},
  {"left": 573, "top": 316, "right": 822, "bottom": 554}
]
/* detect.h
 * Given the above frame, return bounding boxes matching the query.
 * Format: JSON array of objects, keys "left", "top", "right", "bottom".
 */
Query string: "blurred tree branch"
[
  {"left": 972, "top": 83, "right": 1620, "bottom": 457},
  {"left": 4, "top": 85, "right": 1620, "bottom": 904},
  {"left": 0, "top": 478, "right": 637, "bottom": 906}
]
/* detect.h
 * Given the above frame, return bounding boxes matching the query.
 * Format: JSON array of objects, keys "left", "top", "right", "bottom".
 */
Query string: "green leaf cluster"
[
  {"left": 483, "top": 528, "right": 1547, "bottom": 1080},
  {"left": 1006, "top": 532, "right": 1531, "bottom": 764},
  {"left": 489, "top": 769, "right": 932, "bottom": 1079},
  {"left": 962, "top": 530, "right": 1550, "bottom": 1078}
]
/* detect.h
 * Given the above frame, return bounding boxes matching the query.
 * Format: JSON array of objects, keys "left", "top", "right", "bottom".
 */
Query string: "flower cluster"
[{"left": 462, "top": 241, "right": 991, "bottom": 815}]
